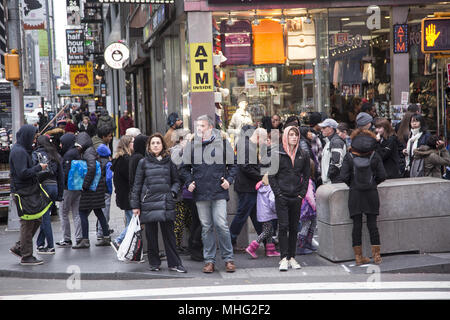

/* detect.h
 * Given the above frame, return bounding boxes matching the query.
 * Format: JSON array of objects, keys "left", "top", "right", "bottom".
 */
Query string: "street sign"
[
  {"left": 190, "top": 43, "right": 214, "bottom": 93},
  {"left": 421, "top": 17, "right": 450, "bottom": 54},
  {"left": 21, "top": 0, "right": 46, "bottom": 30},
  {"left": 104, "top": 42, "right": 130, "bottom": 70},
  {"left": 66, "top": 0, "right": 81, "bottom": 26},
  {"left": 66, "top": 29, "right": 85, "bottom": 65},
  {"left": 394, "top": 24, "right": 408, "bottom": 53},
  {"left": 70, "top": 62, "right": 94, "bottom": 96}
]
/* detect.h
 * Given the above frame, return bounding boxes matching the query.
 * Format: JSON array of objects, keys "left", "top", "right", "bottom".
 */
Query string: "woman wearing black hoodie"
[
  {"left": 340, "top": 129, "right": 387, "bottom": 265},
  {"left": 129, "top": 134, "right": 149, "bottom": 188}
]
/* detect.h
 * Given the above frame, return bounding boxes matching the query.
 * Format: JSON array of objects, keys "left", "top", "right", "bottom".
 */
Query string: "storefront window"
[
  {"left": 407, "top": 4, "right": 449, "bottom": 134},
  {"left": 212, "top": 9, "right": 328, "bottom": 133},
  {"left": 328, "top": 7, "right": 391, "bottom": 128}
]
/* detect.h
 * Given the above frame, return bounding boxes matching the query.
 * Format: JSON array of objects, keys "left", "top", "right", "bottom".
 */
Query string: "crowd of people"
[{"left": 8, "top": 103, "right": 450, "bottom": 273}]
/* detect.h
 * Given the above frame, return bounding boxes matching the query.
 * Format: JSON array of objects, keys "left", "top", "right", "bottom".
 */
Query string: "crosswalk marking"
[{"left": 1, "top": 281, "right": 449, "bottom": 300}]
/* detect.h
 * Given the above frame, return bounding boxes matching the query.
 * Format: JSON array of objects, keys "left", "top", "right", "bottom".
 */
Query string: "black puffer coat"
[
  {"left": 340, "top": 131, "right": 387, "bottom": 217},
  {"left": 269, "top": 145, "right": 310, "bottom": 199},
  {"left": 76, "top": 132, "right": 106, "bottom": 211},
  {"left": 234, "top": 137, "right": 262, "bottom": 193},
  {"left": 111, "top": 154, "right": 131, "bottom": 210},
  {"left": 130, "top": 153, "right": 181, "bottom": 223},
  {"left": 376, "top": 135, "right": 401, "bottom": 179}
]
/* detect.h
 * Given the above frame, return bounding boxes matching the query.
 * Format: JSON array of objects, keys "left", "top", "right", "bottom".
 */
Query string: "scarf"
[{"left": 406, "top": 128, "right": 422, "bottom": 168}]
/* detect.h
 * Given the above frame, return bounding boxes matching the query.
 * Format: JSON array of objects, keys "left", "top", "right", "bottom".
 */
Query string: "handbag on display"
[
  {"left": 287, "top": 18, "right": 317, "bottom": 62},
  {"left": 13, "top": 180, "right": 53, "bottom": 221},
  {"left": 253, "top": 19, "right": 286, "bottom": 65},
  {"left": 220, "top": 20, "right": 253, "bottom": 65}
]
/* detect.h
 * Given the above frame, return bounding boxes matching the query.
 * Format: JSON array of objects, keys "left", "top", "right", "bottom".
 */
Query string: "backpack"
[
  {"left": 410, "top": 157, "right": 424, "bottom": 177},
  {"left": 350, "top": 152, "right": 375, "bottom": 190}
]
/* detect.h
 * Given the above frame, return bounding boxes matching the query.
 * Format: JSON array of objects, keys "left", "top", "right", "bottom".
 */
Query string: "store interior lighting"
[
  {"left": 252, "top": 10, "right": 260, "bottom": 25},
  {"left": 226, "top": 11, "right": 233, "bottom": 26}
]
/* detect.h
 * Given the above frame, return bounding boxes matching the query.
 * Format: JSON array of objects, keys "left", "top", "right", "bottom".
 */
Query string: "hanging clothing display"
[
  {"left": 362, "top": 63, "right": 375, "bottom": 84},
  {"left": 253, "top": 19, "right": 286, "bottom": 65},
  {"left": 332, "top": 60, "right": 343, "bottom": 88},
  {"left": 220, "top": 20, "right": 253, "bottom": 66},
  {"left": 287, "top": 18, "right": 317, "bottom": 62}
]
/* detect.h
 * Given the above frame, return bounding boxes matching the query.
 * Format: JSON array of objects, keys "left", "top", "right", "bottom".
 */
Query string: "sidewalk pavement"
[{"left": 1, "top": 192, "right": 450, "bottom": 280}]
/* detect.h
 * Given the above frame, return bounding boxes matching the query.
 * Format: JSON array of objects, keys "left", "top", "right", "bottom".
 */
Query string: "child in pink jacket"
[{"left": 245, "top": 175, "right": 280, "bottom": 258}]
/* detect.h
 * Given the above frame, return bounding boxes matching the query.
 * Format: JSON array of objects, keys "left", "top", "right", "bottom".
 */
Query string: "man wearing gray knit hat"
[{"left": 356, "top": 112, "right": 373, "bottom": 130}]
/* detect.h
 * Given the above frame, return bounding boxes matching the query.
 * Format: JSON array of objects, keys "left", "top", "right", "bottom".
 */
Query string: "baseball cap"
[{"left": 318, "top": 118, "right": 338, "bottom": 129}]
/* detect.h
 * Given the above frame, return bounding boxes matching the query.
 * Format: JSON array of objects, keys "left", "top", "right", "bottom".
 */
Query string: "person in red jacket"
[{"left": 119, "top": 110, "right": 134, "bottom": 136}]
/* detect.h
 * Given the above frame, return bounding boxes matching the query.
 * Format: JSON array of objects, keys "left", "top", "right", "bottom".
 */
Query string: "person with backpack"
[
  {"left": 339, "top": 129, "right": 387, "bottom": 265},
  {"left": 32, "top": 135, "right": 64, "bottom": 255},
  {"left": 72, "top": 132, "right": 110, "bottom": 249},
  {"left": 413, "top": 135, "right": 450, "bottom": 178},
  {"left": 9, "top": 125, "right": 49, "bottom": 265},
  {"left": 96, "top": 144, "right": 114, "bottom": 241}
]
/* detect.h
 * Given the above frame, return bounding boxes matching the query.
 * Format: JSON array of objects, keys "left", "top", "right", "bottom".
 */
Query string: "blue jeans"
[
  {"left": 115, "top": 210, "right": 133, "bottom": 244},
  {"left": 36, "top": 184, "right": 58, "bottom": 249},
  {"left": 196, "top": 199, "right": 234, "bottom": 264},
  {"left": 229, "top": 192, "right": 262, "bottom": 245}
]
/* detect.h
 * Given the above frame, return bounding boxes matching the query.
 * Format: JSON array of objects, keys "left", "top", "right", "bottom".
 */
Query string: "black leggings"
[{"left": 351, "top": 214, "right": 380, "bottom": 247}]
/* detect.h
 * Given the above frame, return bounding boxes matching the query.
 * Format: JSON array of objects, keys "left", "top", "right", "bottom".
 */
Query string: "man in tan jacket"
[{"left": 164, "top": 112, "right": 183, "bottom": 149}]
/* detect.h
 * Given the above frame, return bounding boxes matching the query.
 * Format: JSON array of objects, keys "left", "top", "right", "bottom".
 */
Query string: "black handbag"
[{"left": 13, "top": 182, "right": 53, "bottom": 221}]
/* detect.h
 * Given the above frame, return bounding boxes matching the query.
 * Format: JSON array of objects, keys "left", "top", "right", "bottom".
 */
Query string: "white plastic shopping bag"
[{"left": 117, "top": 215, "right": 143, "bottom": 262}]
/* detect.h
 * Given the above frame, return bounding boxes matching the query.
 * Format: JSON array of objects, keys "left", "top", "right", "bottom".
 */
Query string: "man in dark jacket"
[
  {"left": 72, "top": 132, "right": 110, "bottom": 249},
  {"left": 229, "top": 125, "right": 263, "bottom": 249},
  {"left": 56, "top": 134, "right": 82, "bottom": 247},
  {"left": 9, "top": 125, "right": 47, "bottom": 265},
  {"left": 180, "top": 115, "right": 238, "bottom": 274}
]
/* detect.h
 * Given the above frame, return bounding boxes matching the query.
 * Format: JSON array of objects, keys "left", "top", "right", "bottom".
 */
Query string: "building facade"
[{"left": 103, "top": 0, "right": 450, "bottom": 139}]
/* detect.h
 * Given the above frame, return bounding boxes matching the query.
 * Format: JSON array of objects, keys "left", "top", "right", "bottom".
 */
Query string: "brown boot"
[
  {"left": 371, "top": 245, "right": 382, "bottom": 264},
  {"left": 353, "top": 246, "right": 371, "bottom": 265}
]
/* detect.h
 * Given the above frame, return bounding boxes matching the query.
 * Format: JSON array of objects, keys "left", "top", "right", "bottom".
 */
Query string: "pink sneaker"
[
  {"left": 245, "top": 240, "right": 259, "bottom": 259},
  {"left": 265, "top": 243, "right": 280, "bottom": 257}
]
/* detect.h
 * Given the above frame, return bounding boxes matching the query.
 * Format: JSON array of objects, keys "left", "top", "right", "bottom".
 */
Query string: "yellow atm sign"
[
  {"left": 190, "top": 43, "right": 213, "bottom": 92},
  {"left": 421, "top": 17, "right": 450, "bottom": 54}
]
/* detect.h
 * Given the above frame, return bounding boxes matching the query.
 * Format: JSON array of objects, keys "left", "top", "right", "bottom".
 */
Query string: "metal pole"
[
  {"left": 6, "top": 0, "right": 24, "bottom": 232},
  {"left": 45, "top": 0, "right": 55, "bottom": 113},
  {"left": 7, "top": 0, "right": 24, "bottom": 144}
]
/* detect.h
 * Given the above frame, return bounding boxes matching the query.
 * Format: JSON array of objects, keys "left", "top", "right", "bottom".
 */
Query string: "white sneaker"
[
  {"left": 289, "top": 258, "right": 302, "bottom": 269},
  {"left": 279, "top": 258, "right": 289, "bottom": 271}
]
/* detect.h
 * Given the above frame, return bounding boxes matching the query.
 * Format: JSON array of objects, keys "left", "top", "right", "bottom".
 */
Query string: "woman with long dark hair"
[
  {"left": 403, "top": 114, "right": 431, "bottom": 176},
  {"left": 130, "top": 133, "right": 186, "bottom": 273},
  {"left": 32, "top": 135, "right": 64, "bottom": 255},
  {"left": 375, "top": 118, "right": 401, "bottom": 179}
]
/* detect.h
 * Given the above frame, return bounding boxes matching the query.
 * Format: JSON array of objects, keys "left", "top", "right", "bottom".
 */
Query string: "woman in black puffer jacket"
[{"left": 130, "top": 133, "right": 186, "bottom": 273}]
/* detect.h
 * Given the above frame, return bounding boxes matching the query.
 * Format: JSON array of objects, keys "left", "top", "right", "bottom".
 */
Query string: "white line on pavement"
[{"left": 1, "top": 281, "right": 450, "bottom": 300}]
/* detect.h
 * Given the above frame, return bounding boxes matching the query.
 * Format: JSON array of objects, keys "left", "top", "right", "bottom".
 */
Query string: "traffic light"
[{"left": 4, "top": 49, "right": 20, "bottom": 82}]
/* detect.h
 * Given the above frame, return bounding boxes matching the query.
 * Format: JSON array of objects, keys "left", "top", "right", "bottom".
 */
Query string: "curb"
[{"left": 0, "top": 269, "right": 195, "bottom": 280}]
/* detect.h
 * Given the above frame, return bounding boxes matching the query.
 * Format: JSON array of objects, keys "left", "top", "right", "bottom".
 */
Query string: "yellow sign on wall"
[
  {"left": 70, "top": 62, "right": 94, "bottom": 96},
  {"left": 190, "top": 43, "right": 213, "bottom": 92}
]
